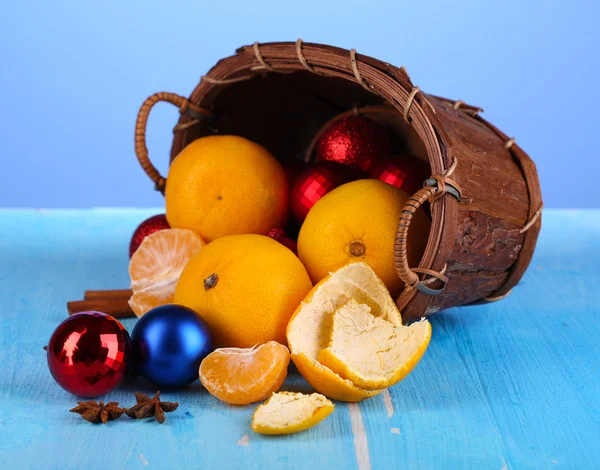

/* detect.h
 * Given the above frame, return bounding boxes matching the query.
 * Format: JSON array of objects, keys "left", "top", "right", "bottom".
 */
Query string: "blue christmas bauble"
[{"left": 131, "top": 304, "right": 213, "bottom": 388}]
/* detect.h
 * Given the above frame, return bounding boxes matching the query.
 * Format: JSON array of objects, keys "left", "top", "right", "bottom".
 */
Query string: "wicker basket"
[{"left": 134, "top": 40, "right": 542, "bottom": 321}]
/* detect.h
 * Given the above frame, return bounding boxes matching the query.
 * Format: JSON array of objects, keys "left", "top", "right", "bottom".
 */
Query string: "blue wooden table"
[{"left": 0, "top": 209, "right": 598, "bottom": 469}]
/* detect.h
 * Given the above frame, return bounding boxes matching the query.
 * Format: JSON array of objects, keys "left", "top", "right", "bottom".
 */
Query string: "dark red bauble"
[
  {"left": 283, "top": 160, "right": 308, "bottom": 190},
  {"left": 129, "top": 214, "right": 170, "bottom": 258},
  {"left": 315, "top": 115, "right": 392, "bottom": 172},
  {"left": 370, "top": 155, "right": 430, "bottom": 195},
  {"left": 267, "top": 227, "right": 298, "bottom": 254},
  {"left": 290, "top": 162, "right": 364, "bottom": 223},
  {"left": 47, "top": 311, "right": 132, "bottom": 397}
]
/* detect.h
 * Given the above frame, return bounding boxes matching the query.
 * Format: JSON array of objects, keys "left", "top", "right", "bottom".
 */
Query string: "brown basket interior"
[{"left": 172, "top": 72, "right": 430, "bottom": 168}]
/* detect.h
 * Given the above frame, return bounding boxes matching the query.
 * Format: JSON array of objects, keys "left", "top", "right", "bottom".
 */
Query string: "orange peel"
[
  {"left": 251, "top": 392, "right": 334, "bottom": 435},
  {"left": 317, "top": 299, "right": 431, "bottom": 390},
  {"left": 286, "top": 262, "right": 401, "bottom": 401}
]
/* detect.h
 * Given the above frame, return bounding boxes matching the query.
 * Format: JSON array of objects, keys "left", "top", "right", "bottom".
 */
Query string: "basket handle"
[
  {"left": 134, "top": 92, "right": 211, "bottom": 194},
  {"left": 394, "top": 164, "right": 465, "bottom": 295}
]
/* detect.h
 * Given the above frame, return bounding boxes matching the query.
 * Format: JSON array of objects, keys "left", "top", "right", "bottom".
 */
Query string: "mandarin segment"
[
  {"left": 317, "top": 299, "right": 431, "bottom": 390},
  {"left": 199, "top": 341, "right": 290, "bottom": 405},
  {"left": 128, "top": 228, "right": 205, "bottom": 317},
  {"left": 251, "top": 392, "right": 334, "bottom": 435}
]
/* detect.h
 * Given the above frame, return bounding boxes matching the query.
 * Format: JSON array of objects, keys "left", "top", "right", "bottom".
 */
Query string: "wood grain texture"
[
  {"left": 0, "top": 209, "right": 598, "bottom": 469},
  {"left": 425, "top": 211, "right": 524, "bottom": 313}
]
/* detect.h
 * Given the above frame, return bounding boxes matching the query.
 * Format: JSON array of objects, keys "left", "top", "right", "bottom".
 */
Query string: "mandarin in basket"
[
  {"left": 165, "top": 135, "right": 288, "bottom": 242},
  {"left": 174, "top": 234, "right": 312, "bottom": 348},
  {"left": 129, "top": 228, "right": 205, "bottom": 317},
  {"left": 199, "top": 341, "right": 290, "bottom": 405},
  {"left": 297, "top": 179, "right": 430, "bottom": 296}
]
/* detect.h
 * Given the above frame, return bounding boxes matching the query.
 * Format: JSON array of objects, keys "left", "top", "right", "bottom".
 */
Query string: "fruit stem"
[{"left": 204, "top": 273, "right": 219, "bottom": 290}]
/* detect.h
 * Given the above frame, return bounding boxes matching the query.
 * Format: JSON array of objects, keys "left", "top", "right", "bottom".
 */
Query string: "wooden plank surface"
[{"left": 0, "top": 208, "right": 598, "bottom": 469}]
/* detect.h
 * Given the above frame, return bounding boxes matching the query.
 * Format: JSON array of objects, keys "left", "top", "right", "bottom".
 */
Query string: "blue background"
[{"left": 0, "top": 0, "right": 597, "bottom": 208}]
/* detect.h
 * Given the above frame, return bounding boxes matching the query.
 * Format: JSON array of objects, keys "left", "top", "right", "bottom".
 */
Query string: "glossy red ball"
[
  {"left": 290, "top": 162, "right": 363, "bottom": 223},
  {"left": 315, "top": 115, "right": 391, "bottom": 172},
  {"left": 283, "top": 160, "right": 308, "bottom": 189},
  {"left": 47, "top": 311, "right": 131, "bottom": 397},
  {"left": 129, "top": 214, "right": 170, "bottom": 257},
  {"left": 369, "top": 155, "right": 430, "bottom": 195}
]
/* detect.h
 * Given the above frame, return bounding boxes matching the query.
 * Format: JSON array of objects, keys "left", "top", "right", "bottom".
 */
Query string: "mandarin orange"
[
  {"left": 128, "top": 228, "right": 205, "bottom": 317},
  {"left": 199, "top": 341, "right": 290, "bottom": 405}
]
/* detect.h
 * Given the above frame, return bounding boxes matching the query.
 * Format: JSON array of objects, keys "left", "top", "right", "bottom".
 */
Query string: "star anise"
[
  {"left": 126, "top": 391, "right": 178, "bottom": 424},
  {"left": 70, "top": 401, "right": 126, "bottom": 424}
]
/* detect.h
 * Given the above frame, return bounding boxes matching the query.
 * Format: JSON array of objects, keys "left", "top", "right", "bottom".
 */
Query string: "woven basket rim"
[
  {"left": 130, "top": 40, "right": 540, "bottom": 316},
  {"left": 170, "top": 41, "right": 455, "bottom": 309}
]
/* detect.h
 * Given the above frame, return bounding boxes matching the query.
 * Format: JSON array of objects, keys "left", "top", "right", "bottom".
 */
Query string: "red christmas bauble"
[
  {"left": 47, "top": 311, "right": 131, "bottom": 397},
  {"left": 267, "top": 227, "right": 298, "bottom": 254},
  {"left": 129, "top": 214, "right": 170, "bottom": 257},
  {"left": 370, "top": 155, "right": 430, "bottom": 195},
  {"left": 315, "top": 115, "right": 392, "bottom": 172},
  {"left": 290, "top": 162, "right": 363, "bottom": 223},
  {"left": 283, "top": 160, "right": 308, "bottom": 190}
]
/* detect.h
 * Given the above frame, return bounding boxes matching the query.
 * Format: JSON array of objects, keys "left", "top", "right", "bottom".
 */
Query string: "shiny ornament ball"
[
  {"left": 131, "top": 304, "right": 213, "bottom": 388},
  {"left": 283, "top": 160, "right": 308, "bottom": 189},
  {"left": 290, "top": 162, "right": 363, "bottom": 223},
  {"left": 267, "top": 227, "right": 298, "bottom": 254},
  {"left": 370, "top": 155, "right": 430, "bottom": 195},
  {"left": 315, "top": 116, "right": 392, "bottom": 172},
  {"left": 47, "top": 311, "right": 132, "bottom": 397},
  {"left": 129, "top": 214, "right": 170, "bottom": 257}
]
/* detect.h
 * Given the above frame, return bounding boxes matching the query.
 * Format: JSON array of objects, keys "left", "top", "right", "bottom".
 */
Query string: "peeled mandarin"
[{"left": 128, "top": 228, "right": 205, "bottom": 317}]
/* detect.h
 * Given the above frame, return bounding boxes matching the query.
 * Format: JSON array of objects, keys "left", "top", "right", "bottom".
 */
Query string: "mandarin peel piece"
[
  {"left": 251, "top": 392, "right": 334, "bottom": 435},
  {"left": 317, "top": 299, "right": 431, "bottom": 390},
  {"left": 286, "top": 262, "right": 401, "bottom": 401}
]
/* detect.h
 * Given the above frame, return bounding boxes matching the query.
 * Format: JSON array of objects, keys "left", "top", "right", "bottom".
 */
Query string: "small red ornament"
[
  {"left": 370, "top": 155, "right": 430, "bottom": 195},
  {"left": 47, "top": 311, "right": 132, "bottom": 397},
  {"left": 129, "top": 214, "right": 170, "bottom": 257},
  {"left": 315, "top": 115, "right": 392, "bottom": 172},
  {"left": 290, "top": 162, "right": 363, "bottom": 223},
  {"left": 267, "top": 227, "right": 298, "bottom": 254}
]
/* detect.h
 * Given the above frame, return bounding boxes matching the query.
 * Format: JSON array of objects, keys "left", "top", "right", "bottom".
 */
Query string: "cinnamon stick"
[
  {"left": 67, "top": 298, "right": 135, "bottom": 319},
  {"left": 84, "top": 289, "right": 132, "bottom": 300}
]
